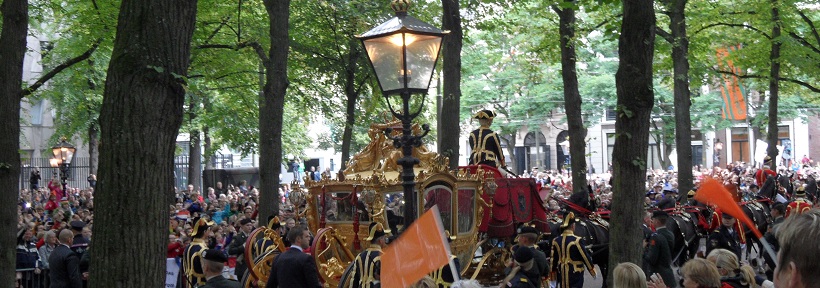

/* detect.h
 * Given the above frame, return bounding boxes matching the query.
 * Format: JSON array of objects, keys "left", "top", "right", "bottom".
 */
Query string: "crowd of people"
[{"left": 16, "top": 148, "right": 820, "bottom": 287}]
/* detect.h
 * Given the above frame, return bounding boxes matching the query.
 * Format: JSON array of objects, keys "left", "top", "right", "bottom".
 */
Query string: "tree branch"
[
  {"left": 788, "top": 31, "right": 820, "bottom": 55},
  {"left": 21, "top": 38, "right": 103, "bottom": 98},
  {"left": 195, "top": 41, "right": 269, "bottom": 63},
  {"left": 714, "top": 68, "right": 820, "bottom": 93},
  {"left": 693, "top": 22, "right": 771, "bottom": 39},
  {"left": 656, "top": 27, "right": 673, "bottom": 43},
  {"left": 797, "top": 10, "right": 820, "bottom": 50}
]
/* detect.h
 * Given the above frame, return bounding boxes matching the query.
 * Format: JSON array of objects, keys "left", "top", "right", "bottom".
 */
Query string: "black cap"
[
  {"left": 70, "top": 221, "right": 85, "bottom": 230},
  {"left": 201, "top": 249, "right": 228, "bottom": 263},
  {"left": 721, "top": 213, "right": 735, "bottom": 219},
  {"left": 473, "top": 109, "right": 496, "bottom": 120},
  {"left": 513, "top": 246, "right": 534, "bottom": 263},
  {"left": 651, "top": 210, "right": 669, "bottom": 219},
  {"left": 518, "top": 226, "right": 539, "bottom": 235},
  {"left": 239, "top": 218, "right": 253, "bottom": 226}
]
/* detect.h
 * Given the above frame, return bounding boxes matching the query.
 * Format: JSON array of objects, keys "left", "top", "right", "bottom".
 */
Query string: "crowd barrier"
[{"left": 15, "top": 268, "right": 49, "bottom": 288}]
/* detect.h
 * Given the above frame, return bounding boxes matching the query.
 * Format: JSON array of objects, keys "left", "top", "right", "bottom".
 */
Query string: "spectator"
[
  {"left": 16, "top": 228, "right": 41, "bottom": 288},
  {"left": 30, "top": 169, "right": 41, "bottom": 191},
  {"left": 613, "top": 262, "right": 646, "bottom": 288},
  {"left": 38, "top": 231, "right": 57, "bottom": 279},
  {"left": 774, "top": 209, "right": 820, "bottom": 288},
  {"left": 706, "top": 248, "right": 757, "bottom": 288},
  {"left": 49, "top": 229, "right": 83, "bottom": 288}
]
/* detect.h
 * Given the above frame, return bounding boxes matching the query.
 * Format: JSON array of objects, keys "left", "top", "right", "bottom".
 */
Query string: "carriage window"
[
  {"left": 458, "top": 188, "right": 476, "bottom": 234},
  {"left": 423, "top": 185, "right": 453, "bottom": 233},
  {"left": 384, "top": 192, "right": 404, "bottom": 234},
  {"left": 319, "top": 192, "right": 357, "bottom": 222}
]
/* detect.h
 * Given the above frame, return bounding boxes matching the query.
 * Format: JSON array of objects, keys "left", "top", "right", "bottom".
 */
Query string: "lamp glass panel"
[
  {"left": 363, "top": 36, "right": 404, "bottom": 92},
  {"left": 63, "top": 147, "right": 76, "bottom": 164},
  {"left": 404, "top": 34, "right": 442, "bottom": 90}
]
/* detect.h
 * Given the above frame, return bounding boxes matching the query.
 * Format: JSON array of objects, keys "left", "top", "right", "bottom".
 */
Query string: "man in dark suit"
[
  {"left": 200, "top": 249, "right": 240, "bottom": 288},
  {"left": 706, "top": 213, "right": 742, "bottom": 260},
  {"left": 49, "top": 229, "right": 83, "bottom": 288},
  {"left": 267, "top": 225, "right": 321, "bottom": 288},
  {"left": 644, "top": 211, "right": 676, "bottom": 287},
  {"left": 227, "top": 218, "right": 254, "bottom": 278}
]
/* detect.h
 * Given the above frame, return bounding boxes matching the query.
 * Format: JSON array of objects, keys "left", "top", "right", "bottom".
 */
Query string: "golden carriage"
[{"left": 241, "top": 119, "right": 546, "bottom": 287}]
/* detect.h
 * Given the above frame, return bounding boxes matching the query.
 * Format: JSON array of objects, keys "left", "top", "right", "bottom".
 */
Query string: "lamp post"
[
  {"left": 50, "top": 137, "right": 77, "bottom": 193},
  {"left": 357, "top": 0, "right": 448, "bottom": 227}
]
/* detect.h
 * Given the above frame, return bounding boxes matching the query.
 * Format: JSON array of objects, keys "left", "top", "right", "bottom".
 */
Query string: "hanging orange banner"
[{"left": 716, "top": 46, "right": 748, "bottom": 121}]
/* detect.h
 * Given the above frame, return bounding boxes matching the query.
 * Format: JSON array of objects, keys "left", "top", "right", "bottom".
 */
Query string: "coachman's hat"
[
  {"left": 687, "top": 190, "right": 696, "bottom": 198},
  {"left": 365, "top": 222, "right": 388, "bottom": 241},
  {"left": 267, "top": 215, "right": 282, "bottom": 230},
  {"left": 560, "top": 212, "right": 579, "bottom": 230},
  {"left": 473, "top": 109, "right": 496, "bottom": 120},
  {"left": 651, "top": 210, "right": 669, "bottom": 219},
  {"left": 518, "top": 226, "right": 539, "bottom": 235},
  {"left": 191, "top": 217, "right": 214, "bottom": 238}
]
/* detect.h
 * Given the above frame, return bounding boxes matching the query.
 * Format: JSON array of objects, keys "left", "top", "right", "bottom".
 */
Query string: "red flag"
[
  {"left": 694, "top": 178, "right": 762, "bottom": 238},
  {"left": 380, "top": 205, "right": 451, "bottom": 288},
  {"left": 716, "top": 47, "right": 748, "bottom": 121}
]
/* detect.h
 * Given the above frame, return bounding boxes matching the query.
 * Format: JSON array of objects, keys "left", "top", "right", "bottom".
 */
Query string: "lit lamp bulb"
[{"left": 388, "top": 33, "right": 416, "bottom": 46}]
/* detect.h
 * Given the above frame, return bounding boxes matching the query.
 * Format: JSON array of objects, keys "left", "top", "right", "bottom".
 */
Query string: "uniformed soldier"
[
  {"left": 69, "top": 221, "right": 89, "bottom": 287},
  {"left": 512, "top": 226, "right": 548, "bottom": 287},
  {"left": 468, "top": 110, "right": 506, "bottom": 168},
  {"left": 502, "top": 246, "right": 539, "bottom": 288},
  {"left": 183, "top": 217, "right": 215, "bottom": 287},
  {"left": 706, "top": 213, "right": 742, "bottom": 260},
  {"left": 786, "top": 186, "right": 813, "bottom": 217},
  {"left": 755, "top": 156, "right": 777, "bottom": 187},
  {"left": 349, "top": 222, "right": 390, "bottom": 288},
  {"left": 199, "top": 249, "right": 241, "bottom": 288},
  {"left": 430, "top": 231, "right": 461, "bottom": 288},
  {"left": 643, "top": 211, "right": 675, "bottom": 287},
  {"left": 227, "top": 218, "right": 254, "bottom": 278},
  {"left": 706, "top": 207, "right": 746, "bottom": 246},
  {"left": 549, "top": 212, "right": 595, "bottom": 288},
  {"left": 656, "top": 189, "right": 679, "bottom": 210}
]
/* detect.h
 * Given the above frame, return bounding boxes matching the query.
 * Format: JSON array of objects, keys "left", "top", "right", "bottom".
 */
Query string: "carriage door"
[{"left": 422, "top": 183, "right": 453, "bottom": 234}]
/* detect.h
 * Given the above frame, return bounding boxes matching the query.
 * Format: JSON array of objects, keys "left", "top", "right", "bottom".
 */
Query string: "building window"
[
  {"left": 731, "top": 127, "right": 750, "bottom": 162},
  {"left": 605, "top": 107, "right": 616, "bottom": 121},
  {"left": 30, "top": 100, "right": 43, "bottom": 125}
]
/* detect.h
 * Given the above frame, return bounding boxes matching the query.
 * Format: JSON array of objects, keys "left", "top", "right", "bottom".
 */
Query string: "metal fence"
[
  {"left": 21, "top": 154, "right": 235, "bottom": 192},
  {"left": 15, "top": 268, "right": 49, "bottom": 288},
  {"left": 19, "top": 157, "right": 92, "bottom": 191}
]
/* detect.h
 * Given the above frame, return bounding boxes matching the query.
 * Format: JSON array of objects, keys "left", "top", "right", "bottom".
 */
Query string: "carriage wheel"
[
  {"left": 311, "top": 227, "right": 356, "bottom": 288},
  {"left": 242, "top": 227, "right": 287, "bottom": 287},
  {"left": 468, "top": 247, "right": 511, "bottom": 283},
  {"left": 241, "top": 249, "right": 280, "bottom": 288}
]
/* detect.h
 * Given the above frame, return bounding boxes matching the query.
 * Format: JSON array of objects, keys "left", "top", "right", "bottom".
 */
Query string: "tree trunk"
[
  {"left": 258, "top": 0, "right": 289, "bottom": 223},
  {"left": 340, "top": 39, "right": 360, "bottom": 171},
  {"left": 203, "top": 92, "right": 213, "bottom": 170},
  {"left": 609, "top": 0, "right": 655, "bottom": 286},
  {"left": 88, "top": 123, "right": 99, "bottom": 175},
  {"left": 669, "top": 0, "right": 693, "bottom": 193},
  {"left": 188, "top": 129, "right": 202, "bottom": 190},
  {"left": 0, "top": 0, "right": 28, "bottom": 286},
  {"left": 553, "top": 2, "right": 589, "bottom": 195},
  {"left": 439, "top": 0, "right": 462, "bottom": 169},
  {"left": 90, "top": 0, "right": 197, "bottom": 286},
  {"left": 766, "top": 0, "right": 781, "bottom": 160}
]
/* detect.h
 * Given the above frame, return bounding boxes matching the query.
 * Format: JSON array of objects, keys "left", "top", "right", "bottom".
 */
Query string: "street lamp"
[
  {"left": 50, "top": 137, "right": 76, "bottom": 193},
  {"left": 357, "top": 0, "right": 448, "bottom": 227}
]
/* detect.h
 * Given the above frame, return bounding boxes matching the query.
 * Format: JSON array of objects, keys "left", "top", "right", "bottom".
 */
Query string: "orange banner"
[
  {"left": 694, "top": 178, "right": 762, "bottom": 238},
  {"left": 716, "top": 47, "right": 748, "bottom": 121},
  {"left": 380, "top": 205, "right": 451, "bottom": 288}
]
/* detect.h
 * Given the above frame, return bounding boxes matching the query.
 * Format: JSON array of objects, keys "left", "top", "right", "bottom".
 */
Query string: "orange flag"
[
  {"left": 380, "top": 205, "right": 451, "bottom": 288},
  {"left": 694, "top": 178, "right": 762, "bottom": 238}
]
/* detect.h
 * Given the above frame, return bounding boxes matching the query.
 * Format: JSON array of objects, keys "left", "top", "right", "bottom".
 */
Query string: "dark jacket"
[
  {"left": 201, "top": 275, "right": 241, "bottom": 288},
  {"left": 468, "top": 127, "right": 505, "bottom": 167},
  {"left": 49, "top": 244, "right": 82, "bottom": 288},
  {"left": 644, "top": 227, "right": 675, "bottom": 288},
  {"left": 267, "top": 247, "right": 322, "bottom": 288},
  {"left": 227, "top": 232, "right": 249, "bottom": 278},
  {"left": 707, "top": 225, "right": 742, "bottom": 260}
]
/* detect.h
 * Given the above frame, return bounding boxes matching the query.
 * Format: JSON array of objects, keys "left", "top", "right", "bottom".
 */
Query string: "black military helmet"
[{"left": 202, "top": 249, "right": 228, "bottom": 263}]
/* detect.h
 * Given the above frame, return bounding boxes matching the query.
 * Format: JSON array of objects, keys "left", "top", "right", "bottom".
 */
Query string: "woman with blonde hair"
[
  {"left": 680, "top": 258, "right": 722, "bottom": 288},
  {"left": 706, "top": 248, "right": 758, "bottom": 288},
  {"left": 613, "top": 262, "right": 647, "bottom": 288}
]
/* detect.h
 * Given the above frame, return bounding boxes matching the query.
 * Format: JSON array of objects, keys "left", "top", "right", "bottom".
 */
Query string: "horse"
[{"left": 664, "top": 207, "right": 703, "bottom": 267}]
